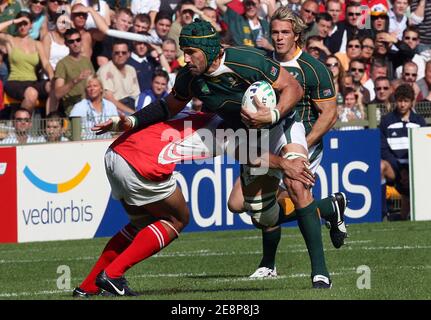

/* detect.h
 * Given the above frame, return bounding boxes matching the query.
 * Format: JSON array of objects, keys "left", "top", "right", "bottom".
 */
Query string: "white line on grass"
[{"left": 1, "top": 243, "right": 430, "bottom": 264}]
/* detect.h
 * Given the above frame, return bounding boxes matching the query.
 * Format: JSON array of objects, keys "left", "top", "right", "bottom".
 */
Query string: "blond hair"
[{"left": 270, "top": 6, "right": 307, "bottom": 47}]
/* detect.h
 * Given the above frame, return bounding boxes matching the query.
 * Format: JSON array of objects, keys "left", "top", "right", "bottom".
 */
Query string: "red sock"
[
  {"left": 79, "top": 224, "right": 137, "bottom": 293},
  {"left": 105, "top": 220, "right": 177, "bottom": 278}
]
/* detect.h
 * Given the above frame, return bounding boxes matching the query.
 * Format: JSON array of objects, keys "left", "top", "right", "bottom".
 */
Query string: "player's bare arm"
[
  {"left": 306, "top": 98, "right": 337, "bottom": 148},
  {"left": 91, "top": 93, "right": 189, "bottom": 135}
]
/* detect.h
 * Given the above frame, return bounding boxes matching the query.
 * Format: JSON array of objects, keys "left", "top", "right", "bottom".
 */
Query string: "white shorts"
[
  {"left": 104, "top": 148, "right": 177, "bottom": 207},
  {"left": 279, "top": 118, "right": 323, "bottom": 190},
  {"left": 240, "top": 120, "right": 288, "bottom": 186}
]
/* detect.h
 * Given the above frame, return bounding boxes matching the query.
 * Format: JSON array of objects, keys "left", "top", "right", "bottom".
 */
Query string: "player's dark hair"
[{"left": 394, "top": 84, "right": 414, "bottom": 102}]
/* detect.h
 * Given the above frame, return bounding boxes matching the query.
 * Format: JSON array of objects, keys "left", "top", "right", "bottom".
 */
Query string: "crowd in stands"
[{"left": 0, "top": 0, "right": 430, "bottom": 220}]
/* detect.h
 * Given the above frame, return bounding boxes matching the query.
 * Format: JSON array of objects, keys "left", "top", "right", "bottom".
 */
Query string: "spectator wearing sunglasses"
[
  {"left": 348, "top": 58, "right": 371, "bottom": 104},
  {"left": 71, "top": 0, "right": 111, "bottom": 30},
  {"left": 300, "top": 0, "right": 319, "bottom": 38},
  {"left": 27, "top": 0, "right": 47, "bottom": 40},
  {"left": 370, "top": 3, "right": 390, "bottom": 36},
  {"left": 371, "top": 76, "right": 394, "bottom": 115},
  {"left": 54, "top": 28, "right": 94, "bottom": 116},
  {"left": 97, "top": 40, "right": 140, "bottom": 115},
  {"left": 410, "top": 0, "right": 431, "bottom": 52},
  {"left": 328, "top": 2, "right": 372, "bottom": 54},
  {"left": 0, "top": 107, "right": 45, "bottom": 145},
  {"left": 395, "top": 27, "right": 426, "bottom": 80},
  {"left": 335, "top": 37, "right": 362, "bottom": 72},
  {"left": 392, "top": 61, "right": 423, "bottom": 102},
  {"left": 373, "top": 30, "right": 416, "bottom": 81},
  {"left": 70, "top": 3, "right": 93, "bottom": 59}
]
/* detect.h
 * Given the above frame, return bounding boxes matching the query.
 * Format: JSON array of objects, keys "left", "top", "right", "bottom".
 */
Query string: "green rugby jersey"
[
  {"left": 274, "top": 49, "right": 336, "bottom": 135},
  {"left": 172, "top": 47, "right": 281, "bottom": 130}
]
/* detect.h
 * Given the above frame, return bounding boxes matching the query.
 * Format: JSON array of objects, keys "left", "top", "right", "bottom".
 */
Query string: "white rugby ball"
[{"left": 241, "top": 80, "right": 277, "bottom": 113}]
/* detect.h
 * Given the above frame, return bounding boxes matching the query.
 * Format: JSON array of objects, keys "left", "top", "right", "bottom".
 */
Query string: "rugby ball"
[{"left": 241, "top": 80, "right": 277, "bottom": 113}]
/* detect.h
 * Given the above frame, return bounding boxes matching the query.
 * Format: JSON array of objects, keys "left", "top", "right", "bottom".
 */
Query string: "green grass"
[{"left": 0, "top": 221, "right": 430, "bottom": 300}]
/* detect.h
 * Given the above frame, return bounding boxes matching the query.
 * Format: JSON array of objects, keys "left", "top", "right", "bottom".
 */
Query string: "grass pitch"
[{"left": 0, "top": 221, "right": 430, "bottom": 300}]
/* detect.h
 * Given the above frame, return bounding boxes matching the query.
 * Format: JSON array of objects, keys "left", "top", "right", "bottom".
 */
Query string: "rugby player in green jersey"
[
  {"left": 94, "top": 19, "right": 343, "bottom": 289},
  {"left": 229, "top": 7, "right": 348, "bottom": 288}
]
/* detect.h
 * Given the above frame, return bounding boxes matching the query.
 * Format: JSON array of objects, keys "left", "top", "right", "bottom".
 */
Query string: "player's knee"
[{"left": 244, "top": 193, "right": 279, "bottom": 227}]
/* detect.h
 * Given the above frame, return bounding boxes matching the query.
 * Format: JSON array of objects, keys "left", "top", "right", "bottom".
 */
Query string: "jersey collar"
[
  {"left": 205, "top": 51, "right": 232, "bottom": 77},
  {"left": 273, "top": 47, "right": 302, "bottom": 67}
]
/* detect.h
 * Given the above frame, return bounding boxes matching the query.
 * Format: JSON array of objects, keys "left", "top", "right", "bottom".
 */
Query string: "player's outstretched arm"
[
  {"left": 91, "top": 93, "right": 189, "bottom": 134},
  {"left": 91, "top": 112, "right": 134, "bottom": 135}
]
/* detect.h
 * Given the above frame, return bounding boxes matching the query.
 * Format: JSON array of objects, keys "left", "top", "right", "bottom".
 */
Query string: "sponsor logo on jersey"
[
  {"left": 323, "top": 89, "right": 333, "bottom": 97},
  {"left": 270, "top": 66, "right": 278, "bottom": 77}
]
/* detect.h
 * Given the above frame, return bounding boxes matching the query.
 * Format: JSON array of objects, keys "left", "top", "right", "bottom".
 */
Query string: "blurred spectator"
[
  {"left": 27, "top": 0, "right": 47, "bottom": 40},
  {"left": 418, "top": 60, "right": 431, "bottom": 102},
  {"left": 85, "top": 6, "right": 133, "bottom": 66},
  {"left": 348, "top": 58, "right": 371, "bottom": 104},
  {"left": 41, "top": 13, "right": 71, "bottom": 113},
  {"left": 0, "top": 12, "right": 54, "bottom": 113},
  {"left": 373, "top": 31, "right": 416, "bottom": 80},
  {"left": 325, "top": 0, "right": 343, "bottom": 25},
  {"left": 71, "top": 0, "right": 111, "bottom": 30},
  {"left": 69, "top": 75, "right": 118, "bottom": 139},
  {"left": 43, "top": 111, "right": 69, "bottom": 142},
  {"left": 135, "top": 69, "right": 169, "bottom": 111},
  {"left": 70, "top": 4, "right": 93, "bottom": 59},
  {"left": 0, "top": 107, "right": 45, "bottom": 144},
  {"left": 0, "top": 0, "right": 22, "bottom": 35},
  {"left": 380, "top": 84, "right": 427, "bottom": 220},
  {"left": 149, "top": 10, "right": 173, "bottom": 44},
  {"left": 300, "top": 0, "right": 319, "bottom": 39},
  {"left": 363, "top": 59, "right": 388, "bottom": 101},
  {"left": 371, "top": 76, "right": 393, "bottom": 114},
  {"left": 325, "top": 55, "right": 345, "bottom": 106},
  {"left": 161, "top": 38, "right": 181, "bottom": 90},
  {"left": 335, "top": 36, "right": 362, "bottom": 72},
  {"left": 266, "top": 0, "right": 302, "bottom": 17},
  {"left": 388, "top": 0, "right": 409, "bottom": 41},
  {"left": 168, "top": 0, "right": 195, "bottom": 58},
  {"left": 395, "top": 27, "right": 426, "bottom": 80},
  {"left": 216, "top": 0, "right": 273, "bottom": 52},
  {"left": 132, "top": 13, "right": 151, "bottom": 34},
  {"left": 305, "top": 35, "right": 329, "bottom": 61},
  {"left": 131, "top": 0, "right": 160, "bottom": 28},
  {"left": 97, "top": 40, "right": 140, "bottom": 114},
  {"left": 392, "top": 61, "right": 423, "bottom": 101},
  {"left": 308, "top": 12, "right": 333, "bottom": 48},
  {"left": 328, "top": 2, "right": 372, "bottom": 53},
  {"left": 55, "top": 28, "right": 95, "bottom": 116},
  {"left": 410, "top": 0, "right": 431, "bottom": 52},
  {"left": 341, "top": 72, "right": 355, "bottom": 91},
  {"left": 361, "top": 36, "right": 375, "bottom": 78},
  {"left": 338, "top": 87, "right": 365, "bottom": 130},
  {"left": 127, "top": 34, "right": 168, "bottom": 92},
  {"left": 370, "top": 2, "right": 390, "bottom": 35},
  {"left": 41, "top": 0, "right": 70, "bottom": 38}
]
